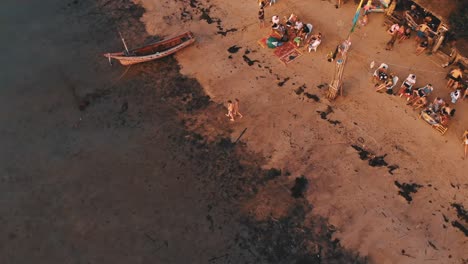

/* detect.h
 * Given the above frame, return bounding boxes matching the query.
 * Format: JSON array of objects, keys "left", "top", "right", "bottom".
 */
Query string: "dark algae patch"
[
  {"left": 351, "top": 145, "right": 399, "bottom": 173},
  {"left": 278, "top": 77, "right": 290, "bottom": 87},
  {"left": 394, "top": 181, "right": 423, "bottom": 203},
  {"left": 291, "top": 176, "right": 308, "bottom": 198},
  {"left": 316, "top": 106, "right": 333, "bottom": 119},
  {"left": 450, "top": 203, "right": 468, "bottom": 236},
  {"left": 239, "top": 204, "right": 368, "bottom": 264},
  {"left": 294, "top": 84, "right": 306, "bottom": 95},
  {"left": 304, "top": 92, "right": 320, "bottom": 102},
  {"left": 227, "top": 45, "right": 241, "bottom": 53},
  {"left": 451, "top": 203, "right": 468, "bottom": 223},
  {"left": 451, "top": 221, "right": 468, "bottom": 237},
  {"left": 242, "top": 55, "right": 259, "bottom": 66}
]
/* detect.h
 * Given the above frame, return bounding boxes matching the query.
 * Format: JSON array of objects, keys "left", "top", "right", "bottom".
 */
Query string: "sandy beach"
[{"left": 1, "top": 0, "right": 467, "bottom": 263}]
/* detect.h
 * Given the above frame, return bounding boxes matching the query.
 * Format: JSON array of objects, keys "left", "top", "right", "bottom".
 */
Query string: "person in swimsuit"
[
  {"left": 233, "top": 98, "right": 243, "bottom": 118},
  {"left": 446, "top": 67, "right": 463, "bottom": 89},
  {"left": 398, "top": 74, "right": 416, "bottom": 98},
  {"left": 226, "top": 100, "right": 235, "bottom": 121},
  {"left": 258, "top": 7, "right": 265, "bottom": 28},
  {"left": 462, "top": 130, "right": 468, "bottom": 159}
]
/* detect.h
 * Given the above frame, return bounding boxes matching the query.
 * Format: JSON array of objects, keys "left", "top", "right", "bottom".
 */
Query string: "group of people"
[
  {"left": 257, "top": 2, "right": 323, "bottom": 53},
  {"left": 225, "top": 99, "right": 243, "bottom": 122},
  {"left": 373, "top": 64, "right": 460, "bottom": 131}
]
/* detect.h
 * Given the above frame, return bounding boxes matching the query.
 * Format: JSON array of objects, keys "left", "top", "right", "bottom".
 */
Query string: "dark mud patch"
[
  {"left": 451, "top": 203, "right": 468, "bottom": 223},
  {"left": 316, "top": 106, "right": 333, "bottom": 119},
  {"left": 327, "top": 120, "right": 340, "bottom": 125},
  {"left": 294, "top": 84, "right": 306, "bottom": 95},
  {"left": 388, "top": 165, "right": 399, "bottom": 175},
  {"left": 317, "top": 83, "right": 328, "bottom": 89},
  {"left": 200, "top": 9, "right": 214, "bottom": 24},
  {"left": 351, "top": 145, "right": 399, "bottom": 173},
  {"left": 451, "top": 221, "right": 468, "bottom": 237},
  {"left": 217, "top": 28, "right": 237, "bottom": 36},
  {"left": 265, "top": 168, "right": 282, "bottom": 180},
  {"left": 190, "top": 0, "right": 198, "bottom": 8},
  {"left": 291, "top": 176, "right": 308, "bottom": 198},
  {"left": 242, "top": 55, "right": 259, "bottom": 66},
  {"left": 278, "top": 77, "right": 290, "bottom": 87},
  {"left": 304, "top": 93, "right": 320, "bottom": 102},
  {"left": 394, "top": 181, "right": 423, "bottom": 203},
  {"left": 239, "top": 203, "right": 367, "bottom": 264},
  {"left": 228, "top": 45, "right": 241, "bottom": 53},
  {"left": 54, "top": 0, "right": 371, "bottom": 262}
]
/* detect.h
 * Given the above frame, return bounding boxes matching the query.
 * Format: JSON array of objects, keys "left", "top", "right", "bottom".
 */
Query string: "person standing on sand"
[
  {"left": 226, "top": 100, "right": 235, "bottom": 121},
  {"left": 233, "top": 98, "right": 243, "bottom": 118},
  {"left": 462, "top": 130, "right": 468, "bottom": 159},
  {"left": 258, "top": 6, "right": 265, "bottom": 28}
]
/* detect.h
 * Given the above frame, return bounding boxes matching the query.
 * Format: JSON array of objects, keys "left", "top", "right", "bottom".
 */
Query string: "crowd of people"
[
  {"left": 249, "top": 1, "right": 468, "bottom": 156},
  {"left": 372, "top": 62, "right": 467, "bottom": 132},
  {"left": 258, "top": 1, "right": 323, "bottom": 53}
]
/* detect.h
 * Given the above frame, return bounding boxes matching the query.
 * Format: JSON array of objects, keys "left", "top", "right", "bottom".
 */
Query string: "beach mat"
[
  {"left": 258, "top": 32, "right": 282, "bottom": 48},
  {"left": 274, "top": 42, "right": 302, "bottom": 65}
]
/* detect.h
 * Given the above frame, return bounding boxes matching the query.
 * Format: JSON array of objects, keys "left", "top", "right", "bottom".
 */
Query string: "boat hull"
[{"left": 104, "top": 31, "right": 195, "bottom": 66}]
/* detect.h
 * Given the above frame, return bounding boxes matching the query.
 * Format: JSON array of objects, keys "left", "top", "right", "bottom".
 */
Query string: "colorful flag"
[{"left": 350, "top": 0, "right": 365, "bottom": 33}]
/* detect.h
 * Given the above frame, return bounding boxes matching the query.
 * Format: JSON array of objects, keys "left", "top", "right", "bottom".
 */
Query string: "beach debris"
[
  {"left": 394, "top": 181, "right": 423, "bottom": 203},
  {"left": 291, "top": 176, "right": 308, "bottom": 198},
  {"left": 227, "top": 45, "right": 241, "bottom": 53}
]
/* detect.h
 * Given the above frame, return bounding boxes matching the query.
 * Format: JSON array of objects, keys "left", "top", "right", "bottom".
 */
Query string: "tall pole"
[
  {"left": 118, "top": 31, "right": 130, "bottom": 54},
  {"left": 326, "top": 0, "right": 364, "bottom": 100}
]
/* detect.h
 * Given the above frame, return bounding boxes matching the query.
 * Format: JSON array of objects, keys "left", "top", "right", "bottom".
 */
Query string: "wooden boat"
[{"left": 104, "top": 31, "right": 195, "bottom": 66}]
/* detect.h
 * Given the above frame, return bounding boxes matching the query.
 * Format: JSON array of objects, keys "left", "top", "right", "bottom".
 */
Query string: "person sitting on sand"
[
  {"left": 373, "top": 63, "right": 388, "bottom": 83},
  {"left": 430, "top": 97, "right": 445, "bottom": 112},
  {"left": 398, "top": 74, "right": 416, "bottom": 98},
  {"left": 272, "top": 15, "right": 280, "bottom": 25},
  {"left": 450, "top": 89, "right": 462, "bottom": 104},
  {"left": 412, "top": 96, "right": 428, "bottom": 110},
  {"left": 294, "top": 20, "right": 304, "bottom": 35},
  {"left": 226, "top": 100, "right": 235, "bottom": 121},
  {"left": 462, "top": 130, "right": 468, "bottom": 159},
  {"left": 415, "top": 39, "right": 428, "bottom": 55},
  {"left": 300, "top": 24, "right": 313, "bottom": 40},
  {"left": 399, "top": 26, "right": 411, "bottom": 43},
  {"left": 375, "top": 73, "right": 394, "bottom": 94},
  {"left": 440, "top": 104, "right": 455, "bottom": 118},
  {"left": 407, "top": 84, "right": 433, "bottom": 104},
  {"left": 307, "top": 33, "right": 322, "bottom": 52},
  {"left": 285, "top": 13, "right": 297, "bottom": 28}
]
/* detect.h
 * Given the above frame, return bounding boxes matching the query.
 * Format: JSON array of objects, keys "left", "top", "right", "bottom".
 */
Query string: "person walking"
[
  {"left": 226, "top": 100, "right": 235, "bottom": 121},
  {"left": 462, "top": 130, "right": 468, "bottom": 159},
  {"left": 233, "top": 98, "right": 243, "bottom": 118}
]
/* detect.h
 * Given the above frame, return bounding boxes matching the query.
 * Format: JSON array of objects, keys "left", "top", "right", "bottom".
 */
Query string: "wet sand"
[
  {"left": 0, "top": 0, "right": 370, "bottom": 263},
  {"left": 138, "top": 0, "right": 468, "bottom": 263}
]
